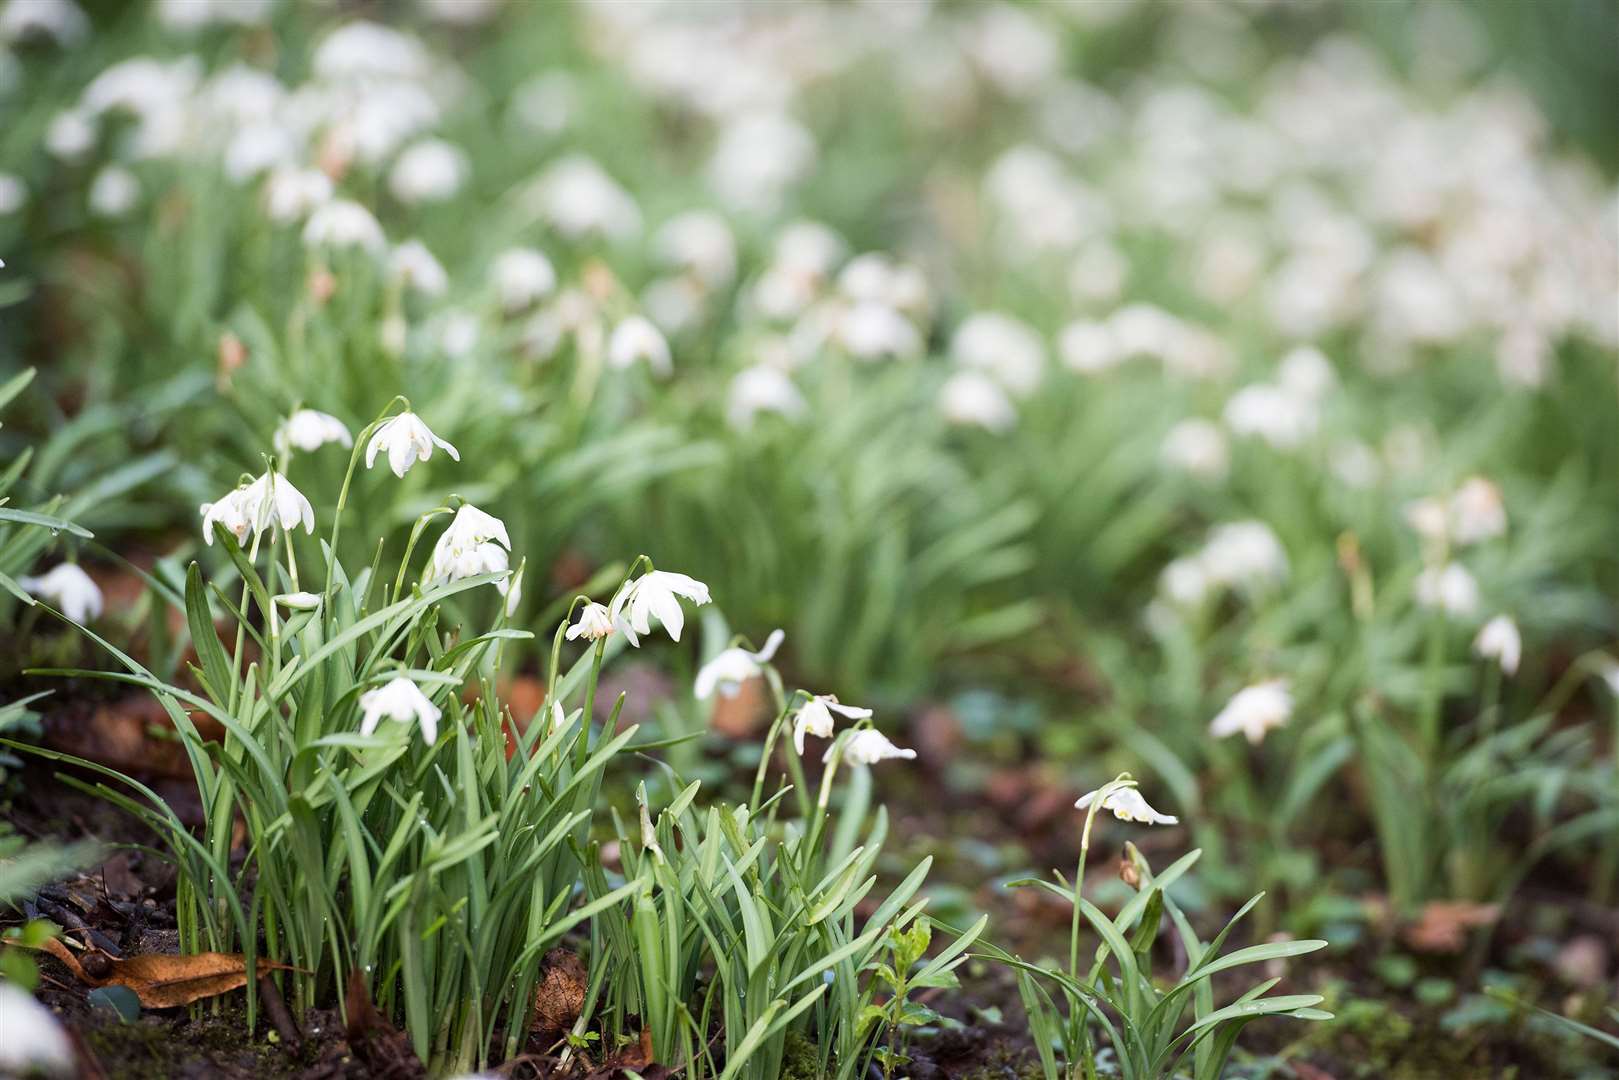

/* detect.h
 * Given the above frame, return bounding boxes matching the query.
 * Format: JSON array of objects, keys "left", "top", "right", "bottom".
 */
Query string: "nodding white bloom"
[
  {"left": 1209, "top": 679, "right": 1293, "bottom": 745},
  {"left": 491, "top": 248, "right": 556, "bottom": 312},
  {"left": 654, "top": 210, "right": 737, "bottom": 289},
  {"left": 1223, "top": 382, "right": 1318, "bottom": 449},
  {"left": 200, "top": 471, "right": 315, "bottom": 546},
  {"left": 0, "top": 0, "right": 88, "bottom": 46},
  {"left": 19, "top": 563, "right": 103, "bottom": 622},
  {"left": 359, "top": 676, "right": 441, "bottom": 745},
  {"left": 1200, "top": 520, "right": 1289, "bottom": 590},
  {"left": 724, "top": 364, "right": 804, "bottom": 430},
  {"left": 390, "top": 239, "right": 448, "bottom": 297},
  {"left": 837, "top": 302, "right": 922, "bottom": 360},
  {"left": 302, "top": 199, "right": 386, "bottom": 255},
  {"left": 832, "top": 728, "right": 916, "bottom": 767},
  {"left": 274, "top": 591, "right": 322, "bottom": 611},
  {"left": 0, "top": 982, "right": 74, "bottom": 1077},
  {"left": 952, "top": 312, "right": 1046, "bottom": 396},
  {"left": 313, "top": 20, "right": 431, "bottom": 82},
  {"left": 938, "top": 371, "right": 1017, "bottom": 433},
  {"left": 642, "top": 276, "right": 706, "bottom": 336},
  {"left": 427, "top": 504, "right": 512, "bottom": 593},
  {"left": 707, "top": 111, "right": 816, "bottom": 214},
  {"left": 695, "top": 629, "right": 785, "bottom": 701},
  {"left": 273, "top": 409, "right": 352, "bottom": 459},
  {"left": 388, "top": 138, "right": 468, "bottom": 204},
  {"left": 793, "top": 694, "right": 871, "bottom": 755},
  {"left": 89, "top": 166, "right": 139, "bottom": 219},
  {"left": 775, "top": 220, "right": 845, "bottom": 279},
  {"left": 1075, "top": 785, "right": 1178, "bottom": 826},
  {"left": 45, "top": 108, "right": 96, "bottom": 162},
  {"left": 1160, "top": 419, "right": 1229, "bottom": 480},
  {"left": 1449, "top": 476, "right": 1506, "bottom": 545},
  {"left": 1278, "top": 346, "right": 1336, "bottom": 401},
  {"left": 565, "top": 601, "right": 615, "bottom": 642},
  {"left": 608, "top": 569, "right": 711, "bottom": 646},
  {"left": 1414, "top": 561, "right": 1481, "bottom": 618},
  {"left": 0, "top": 172, "right": 29, "bottom": 215},
  {"left": 528, "top": 154, "right": 641, "bottom": 240},
  {"left": 607, "top": 316, "right": 672, "bottom": 375},
  {"left": 1158, "top": 557, "right": 1209, "bottom": 608},
  {"left": 264, "top": 167, "right": 333, "bottom": 223},
  {"left": 1058, "top": 320, "right": 1122, "bottom": 375},
  {"left": 223, "top": 122, "right": 294, "bottom": 183},
  {"left": 365, "top": 411, "right": 459, "bottom": 477},
  {"left": 1473, "top": 615, "right": 1522, "bottom": 675}
]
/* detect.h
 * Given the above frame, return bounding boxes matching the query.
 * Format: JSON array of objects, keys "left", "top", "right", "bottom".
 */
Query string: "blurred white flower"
[
  {"left": 89, "top": 166, "right": 139, "bottom": 219},
  {"left": 200, "top": 471, "right": 315, "bottom": 547},
  {"left": 264, "top": 167, "right": 333, "bottom": 223},
  {"left": 303, "top": 199, "right": 386, "bottom": 255},
  {"left": 1414, "top": 561, "right": 1480, "bottom": 618},
  {"left": 158, "top": 0, "right": 274, "bottom": 31},
  {"left": 274, "top": 591, "right": 322, "bottom": 611},
  {"left": 1160, "top": 419, "right": 1228, "bottom": 480},
  {"left": 952, "top": 312, "right": 1045, "bottom": 396},
  {"left": 223, "top": 122, "right": 295, "bottom": 183},
  {"left": 389, "top": 138, "right": 468, "bottom": 204},
  {"left": 775, "top": 220, "right": 845, "bottom": 278},
  {"left": 1209, "top": 678, "right": 1293, "bottom": 745},
  {"left": 1495, "top": 322, "right": 1549, "bottom": 389},
  {"left": 491, "top": 248, "right": 556, "bottom": 312},
  {"left": 0, "top": 982, "right": 74, "bottom": 1077},
  {"left": 654, "top": 210, "right": 736, "bottom": 288},
  {"left": 511, "top": 71, "right": 577, "bottom": 135},
  {"left": 436, "top": 309, "right": 480, "bottom": 359},
  {"left": 607, "top": 316, "right": 671, "bottom": 375},
  {"left": 1159, "top": 557, "right": 1209, "bottom": 608},
  {"left": 707, "top": 111, "right": 815, "bottom": 213},
  {"left": 19, "top": 563, "right": 103, "bottom": 622},
  {"left": 727, "top": 365, "right": 807, "bottom": 430},
  {"left": 1449, "top": 476, "right": 1506, "bottom": 545},
  {"left": 642, "top": 276, "right": 706, "bottom": 336},
  {"left": 1278, "top": 345, "right": 1336, "bottom": 401},
  {"left": 420, "top": 0, "right": 501, "bottom": 24},
  {"left": 565, "top": 601, "right": 615, "bottom": 642},
  {"left": 1329, "top": 440, "right": 1381, "bottom": 489},
  {"left": 273, "top": 409, "right": 352, "bottom": 459},
  {"left": 1403, "top": 496, "right": 1450, "bottom": 546},
  {"left": 0, "top": 172, "right": 28, "bottom": 215},
  {"left": 793, "top": 693, "right": 872, "bottom": 754},
  {"left": 608, "top": 569, "right": 710, "bottom": 646},
  {"left": 1074, "top": 785, "right": 1177, "bottom": 826},
  {"left": 528, "top": 154, "right": 641, "bottom": 240},
  {"left": 837, "top": 302, "right": 921, "bottom": 360},
  {"left": 833, "top": 728, "right": 915, "bottom": 767},
  {"left": 45, "top": 108, "right": 96, "bottom": 162},
  {"left": 938, "top": 371, "right": 1017, "bottom": 433},
  {"left": 1058, "top": 320, "right": 1121, "bottom": 375},
  {"left": 359, "top": 675, "right": 441, "bottom": 744},
  {"left": 1223, "top": 382, "right": 1318, "bottom": 449},
  {"left": 1201, "top": 520, "right": 1288, "bottom": 590},
  {"left": 427, "top": 504, "right": 512, "bottom": 594},
  {"left": 390, "top": 239, "right": 448, "bottom": 297},
  {"left": 313, "top": 21, "right": 432, "bottom": 83},
  {"left": 0, "top": 0, "right": 87, "bottom": 46},
  {"left": 695, "top": 628, "right": 784, "bottom": 701},
  {"left": 1473, "top": 614, "right": 1521, "bottom": 675},
  {"left": 365, "top": 411, "right": 459, "bottom": 477}
]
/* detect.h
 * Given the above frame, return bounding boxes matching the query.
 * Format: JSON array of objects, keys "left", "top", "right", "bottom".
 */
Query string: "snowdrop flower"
[
  {"left": 528, "top": 154, "right": 641, "bottom": 240},
  {"left": 727, "top": 365, "right": 807, "bottom": 430},
  {"left": 1403, "top": 496, "right": 1450, "bottom": 546},
  {"left": 832, "top": 728, "right": 916, "bottom": 767},
  {"left": 952, "top": 312, "right": 1046, "bottom": 396},
  {"left": 1449, "top": 476, "right": 1506, "bottom": 545},
  {"left": 1209, "top": 679, "right": 1293, "bottom": 745},
  {"left": 655, "top": 210, "right": 737, "bottom": 288},
  {"left": 19, "top": 563, "right": 103, "bottom": 622},
  {"left": 359, "top": 676, "right": 441, "bottom": 745},
  {"left": 1414, "top": 562, "right": 1481, "bottom": 618},
  {"left": 390, "top": 239, "right": 448, "bottom": 297},
  {"left": 427, "top": 504, "right": 512, "bottom": 594},
  {"left": 491, "top": 248, "right": 556, "bottom": 313},
  {"left": 365, "top": 411, "right": 459, "bottom": 477},
  {"left": 695, "top": 629, "right": 785, "bottom": 701},
  {"left": 1201, "top": 521, "right": 1289, "bottom": 589},
  {"left": 0, "top": 173, "right": 27, "bottom": 215},
  {"left": 1473, "top": 615, "right": 1521, "bottom": 675},
  {"left": 1058, "top": 320, "right": 1122, "bottom": 374},
  {"left": 313, "top": 21, "right": 431, "bottom": 82},
  {"left": 1160, "top": 419, "right": 1228, "bottom": 480},
  {"left": 1159, "top": 557, "right": 1210, "bottom": 608},
  {"left": 607, "top": 316, "right": 671, "bottom": 375},
  {"left": 1223, "top": 382, "right": 1318, "bottom": 449},
  {"left": 274, "top": 591, "right": 322, "bottom": 611},
  {"left": 0, "top": 982, "right": 74, "bottom": 1076},
  {"left": 223, "top": 122, "right": 295, "bottom": 183},
  {"left": 264, "top": 167, "right": 333, "bottom": 223},
  {"left": 1074, "top": 785, "right": 1178, "bottom": 826},
  {"left": 793, "top": 694, "right": 871, "bottom": 755},
  {"left": 89, "top": 166, "right": 139, "bottom": 219},
  {"left": 303, "top": 199, "right": 386, "bottom": 255},
  {"left": 45, "top": 108, "right": 96, "bottom": 162},
  {"left": 1278, "top": 346, "right": 1336, "bottom": 401},
  {"left": 273, "top": 409, "right": 352, "bottom": 459},
  {"left": 0, "top": 0, "right": 88, "bottom": 46},
  {"left": 837, "top": 302, "right": 922, "bottom": 360},
  {"left": 938, "top": 371, "right": 1017, "bottom": 433},
  {"left": 608, "top": 570, "right": 711, "bottom": 646},
  {"left": 200, "top": 471, "right": 315, "bottom": 546},
  {"left": 707, "top": 111, "right": 816, "bottom": 214},
  {"left": 565, "top": 601, "right": 614, "bottom": 642},
  {"left": 389, "top": 138, "right": 468, "bottom": 204}
]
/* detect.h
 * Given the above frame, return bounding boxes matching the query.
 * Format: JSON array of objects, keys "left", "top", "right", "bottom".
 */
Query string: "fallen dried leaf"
[
  {"left": 34, "top": 937, "right": 294, "bottom": 1008},
  {"left": 533, "top": 947, "right": 588, "bottom": 1042}
]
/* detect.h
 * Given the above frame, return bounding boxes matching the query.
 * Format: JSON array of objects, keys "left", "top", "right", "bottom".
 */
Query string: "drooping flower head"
[
  {"left": 828, "top": 728, "right": 916, "bottom": 767},
  {"left": 19, "top": 563, "right": 103, "bottom": 622},
  {"left": 273, "top": 408, "right": 352, "bottom": 459},
  {"left": 790, "top": 692, "right": 871, "bottom": 754},
  {"left": 1074, "top": 784, "right": 1178, "bottom": 826},
  {"left": 359, "top": 675, "right": 441, "bottom": 745},
  {"left": 1208, "top": 678, "right": 1293, "bottom": 745},
  {"left": 695, "top": 629, "right": 785, "bottom": 701},
  {"left": 565, "top": 601, "right": 615, "bottom": 642},
  {"left": 200, "top": 470, "right": 315, "bottom": 547},
  {"left": 1473, "top": 614, "right": 1522, "bottom": 676},
  {"left": 365, "top": 410, "right": 459, "bottom": 478},
  {"left": 427, "top": 504, "right": 512, "bottom": 595},
  {"left": 608, "top": 569, "right": 710, "bottom": 646}
]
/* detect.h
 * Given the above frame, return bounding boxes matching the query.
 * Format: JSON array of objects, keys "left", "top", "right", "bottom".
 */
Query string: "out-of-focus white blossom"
[
  {"left": 951, "top": 312, "right": 1045, "bottom": 396},
  {"left": 1414, "top": 561, "right": 1480, "bottom": 618},
  {"left": 264, "top": 167, "right": 333, "bottom": 223},
  {"left": 528, "top": 154, "right": 641, "bottom": 240},
  {"left": 389, "top": 138, "right": 468, "bottom": 204},
  {"left": 491, "top": 248, "right": 556, "bottom": 312},
  {"left": 45, "top": 108, "right": 96, "bottom": 161},
  {"left": 1209, "top": 678, "right": 1293, "bottom": 744},
  {"left": 695, "top": 628, "right": 784, "bottom": 701},
  {"left": 19, "top": 563, "right": 103, "bottom": 622},
  {"left": 837, "top": 302, "right": 921, "bottom": 360},
  {"left": 0, "top": 172, "right": 29, "bottom": 215},
  {"left": 1059, "top": 321, "right": 1121, "bottom": 375},
  {"left": 0, "top": 982, "right": 75, "bottom": 1077},
  {"left": 727, "top": 365, "right": 807, "bottom": 430},
  {"left": 303, "top": 199, "right": 386, "bottom": 255},
  {"left": 607, "top": 316, "right": 672, "bottom": 375},
  {"left": 1161, "top": 419, "right": 1229, "bottom": 480},
  {"left": 708, "top": 111, "right": 815, "bottom": 213},
  {"left": 938, "top": 371, "right": 1016, "bottom": 433},
  {"left": 655, "top": 210, "right": 736, "bottom": 288},
  {"left": 1473, "top": 615, "right": 1521, "bottom": 675},
  {"left": 1449, "top": 476, "right": 1506, "bottom": 545},
  {"left": 89, "top": 166, "right": 139, "bottom": 219},
  {"left": 1223, "top": 382, "right": 1318, "bottom": 449},
  {"left": 273, "top": 409, "right": 352, "bottom": 459},
  {"left": 390, "top": 239, "right": 448, "bottom": 297},
  {"left": 0, "top": 0, "right": 87, "bottom": 46}
]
